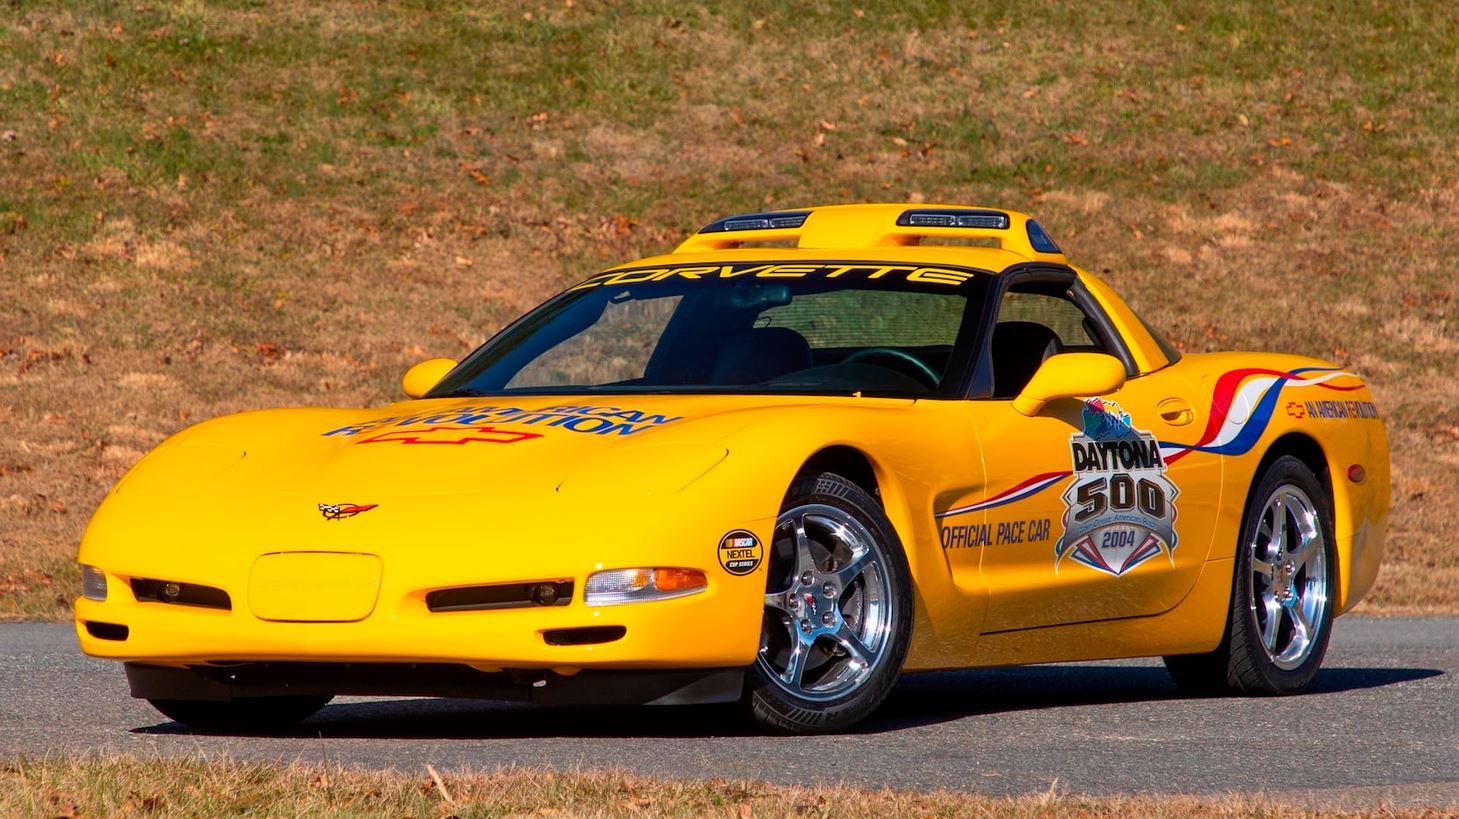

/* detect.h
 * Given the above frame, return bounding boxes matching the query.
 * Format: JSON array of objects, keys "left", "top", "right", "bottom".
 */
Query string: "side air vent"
[
  {"left": 543, "top": 625, "right": 626, "bottom": 646},
  {"left": 131, "top": 578, "right": 233, "bottom": 610},
  {"left": 426, "top": 580, "right": 574, "bottom": 612}
]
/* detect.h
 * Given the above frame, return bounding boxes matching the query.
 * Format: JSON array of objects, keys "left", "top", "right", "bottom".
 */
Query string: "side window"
[
  {"left": 989, "top": 289, "right": 1107, "bottom": 398},
  {"left": 508, "top": 294, "right": 682, "bottom": 388},
  {"left": 996, "top": 292, "right": 1102, "bottom": 349}
]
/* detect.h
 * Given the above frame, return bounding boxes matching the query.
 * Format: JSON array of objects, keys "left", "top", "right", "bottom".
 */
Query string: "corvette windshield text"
[
  {"left": 323, "top": 404, "right": 682, "bottom": 439},
  {"left": 569, "top": 262, "right": 978, "bottom": 291}
]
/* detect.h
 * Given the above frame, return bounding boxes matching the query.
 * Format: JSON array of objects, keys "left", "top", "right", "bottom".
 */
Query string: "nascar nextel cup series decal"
[
  {"left": 1054, "top": 399, "right": 1180, "bottom": 577},
  {"left": 717, "top": 530, "right": 763, "bottom": 576}
]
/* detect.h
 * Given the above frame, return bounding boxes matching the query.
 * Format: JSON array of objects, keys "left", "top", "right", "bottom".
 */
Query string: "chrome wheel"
[
  {"left": 1163, "top": 455, "right": 1333, "bottom": 697},
  {"left": 758, "top": 503, "right": 893, "bottom": 702},
  {"left": 1247, "top": 484, "right": 1329, "bottom": 671}
]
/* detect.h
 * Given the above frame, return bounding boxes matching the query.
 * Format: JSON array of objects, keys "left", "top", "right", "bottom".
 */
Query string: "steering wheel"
[{"left": 842, "top": 347, "right": 940, "bottom": 389}]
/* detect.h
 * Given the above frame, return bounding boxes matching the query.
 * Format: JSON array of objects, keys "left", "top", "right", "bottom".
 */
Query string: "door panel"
[{"left": 948, "top": 370, "right": 1222, "bottom": 632}]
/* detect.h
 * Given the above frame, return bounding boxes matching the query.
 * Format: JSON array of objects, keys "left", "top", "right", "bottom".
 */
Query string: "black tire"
[
  {"left": 746, "top": 471, "right": 913, "bottom": 733},
  {"left": 148, "top": 696, "right": 333, "bottom": 731},
  {"left": 1164, "top": 455, "right": 1336, "bottom": 695}
]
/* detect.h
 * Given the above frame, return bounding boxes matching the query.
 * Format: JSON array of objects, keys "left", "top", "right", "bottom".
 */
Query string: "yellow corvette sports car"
[{"left": 75, "top": 204, "right": 1389, "bottom": 733}]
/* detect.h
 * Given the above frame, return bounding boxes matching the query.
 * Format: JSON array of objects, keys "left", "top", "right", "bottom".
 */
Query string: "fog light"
[
  {"left": 81, "top": 565, "right": 107, "bottom": 602},
  {"left": 583, "top": 567, "right": 707, "bottom": 606},
  {"left": 531, "top": 582, "right": 560, "bottom": 606}
]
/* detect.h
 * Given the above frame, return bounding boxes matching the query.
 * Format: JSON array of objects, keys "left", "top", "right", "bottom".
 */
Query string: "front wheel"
[
  {"left": 747, "top": 471, "right": 913, "bottom": 733},
  {"left": 1164, "top": 455, "right": 1335, "bottom": 695},
  {"left": 148, "top": 696, "right": 333, "bottom": 732}
]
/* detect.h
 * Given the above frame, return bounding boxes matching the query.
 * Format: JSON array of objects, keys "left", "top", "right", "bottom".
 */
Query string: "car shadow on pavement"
[
  {"left": 130, "top": 663, "right": 1441, "bottom": 739},
  {"left": 863, "top": 664, "right": 1444, "bottom": 731}
]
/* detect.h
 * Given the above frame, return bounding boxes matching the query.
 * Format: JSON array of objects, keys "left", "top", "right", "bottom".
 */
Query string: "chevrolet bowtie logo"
[{"left": 354, "top": 425, "right": 545, "bottom": 445}]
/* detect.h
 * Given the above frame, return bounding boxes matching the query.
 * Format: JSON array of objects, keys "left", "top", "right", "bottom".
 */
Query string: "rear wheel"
[
  {"left": 148, "top": 696, "right": 332, "bottom": 731},
  {"left": 747, "top": 471, "right": 912, "bottom": 733},
  {"left": 1164, "top": 455, "right": 1334, "bottom": 695}
]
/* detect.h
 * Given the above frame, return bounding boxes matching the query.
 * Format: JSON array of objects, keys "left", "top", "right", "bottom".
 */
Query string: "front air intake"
[
  {"left": 542, "top": 626, "right": 627, "bottom": 646},
  {"left": 84, "top": 621, "right": 129, "bottom": 641}
]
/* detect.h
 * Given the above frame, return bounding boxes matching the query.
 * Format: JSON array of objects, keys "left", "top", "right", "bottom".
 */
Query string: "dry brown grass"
[
  {"left": 0, "top": 753, "right": 1448, "bottom": 818},
  {"left": 2, "top": 1, "right": 1457, "bottom": 619}
]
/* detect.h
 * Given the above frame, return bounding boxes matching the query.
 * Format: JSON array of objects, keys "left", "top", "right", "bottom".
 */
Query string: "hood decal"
[
  {"left": 323, "top": 404, "right": 684, "bottom": 440},
  {"left": 357, "top": 425, "right": 543, "bottom": 446}
]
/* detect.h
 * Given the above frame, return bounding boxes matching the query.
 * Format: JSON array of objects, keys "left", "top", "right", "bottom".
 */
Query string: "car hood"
[{"left": 116, "top": 393, "right": 904, "bottom": 500}]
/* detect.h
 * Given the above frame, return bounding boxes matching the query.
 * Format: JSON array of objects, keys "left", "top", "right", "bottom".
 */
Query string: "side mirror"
[
  {"left": 401, "top": 358, "right": 457, "bottom": 399},
  {"left": 1012, "top": 353, "right": 1126, "bottom": 417}
]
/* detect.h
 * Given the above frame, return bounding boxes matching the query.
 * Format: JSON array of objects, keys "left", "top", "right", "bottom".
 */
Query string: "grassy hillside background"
[{"left": 2, "top": 1, "right": 1456, "bottom": 619}]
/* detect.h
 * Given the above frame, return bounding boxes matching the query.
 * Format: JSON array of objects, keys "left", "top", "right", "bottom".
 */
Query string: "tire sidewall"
[{"left": 747, "top": 472, "right": 914, "bottom": 733}]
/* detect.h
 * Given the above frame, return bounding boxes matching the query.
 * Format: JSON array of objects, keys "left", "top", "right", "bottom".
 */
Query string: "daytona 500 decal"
[
  {"left": 934, "top": 366, "right": 1369, "bottom": 572},
  {"left": 1054, "top": 399, "right": 1179, "bottom": 576}
]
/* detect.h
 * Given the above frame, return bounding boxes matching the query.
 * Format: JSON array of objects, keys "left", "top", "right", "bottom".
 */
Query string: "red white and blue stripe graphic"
[
  {"left": 935, "top": 471, "right": 1068, "bottom": 519},
  {"left": 935, "top": 365, "right": 1360, "bottom": 520},
  {"left": 1159, "top": 366, "right": 1360, "bottom": 465}
]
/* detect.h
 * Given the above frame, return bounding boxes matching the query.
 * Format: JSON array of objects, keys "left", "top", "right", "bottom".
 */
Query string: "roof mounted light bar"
[
  {"left": 896, "top": 209, "right": 1010, "bottom": 230},
  {"left": 698, "top": 210, "right": 812, "bottom": 233}
]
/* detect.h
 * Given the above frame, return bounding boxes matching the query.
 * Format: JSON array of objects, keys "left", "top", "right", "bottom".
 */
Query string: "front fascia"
[{"left": 76, "top": 481, "right": 772, "bottom": 669}]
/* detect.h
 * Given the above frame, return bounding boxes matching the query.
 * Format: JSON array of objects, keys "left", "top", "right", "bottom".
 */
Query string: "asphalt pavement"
[{"left": 2, "top": 617, "right": 1455, "bottom": 808}]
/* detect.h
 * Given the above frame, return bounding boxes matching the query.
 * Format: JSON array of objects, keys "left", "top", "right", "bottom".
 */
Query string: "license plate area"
[{"left": 248, "top": 552, "right": 382, "bottom": 622}]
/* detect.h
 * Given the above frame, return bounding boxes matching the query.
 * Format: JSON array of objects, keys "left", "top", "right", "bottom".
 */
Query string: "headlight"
[
  {"left": 583, "top": 567, "right": 707, "bottom": 606},
  {"left": 80, "top": 565, "right": 107, "bottom": 601}
]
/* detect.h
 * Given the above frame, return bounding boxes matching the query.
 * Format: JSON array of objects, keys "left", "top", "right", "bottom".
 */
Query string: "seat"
[
  {"left": 991, "top": 321, "right": 1062, "bottom": 398},
  {"left": 711, "top": 327, "right": 813, "bottom": 385}
]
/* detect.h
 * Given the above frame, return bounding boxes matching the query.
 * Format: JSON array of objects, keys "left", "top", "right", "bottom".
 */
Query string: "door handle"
[{"left": 1157, "top": 398, "right": 1194, "bottom": 426}]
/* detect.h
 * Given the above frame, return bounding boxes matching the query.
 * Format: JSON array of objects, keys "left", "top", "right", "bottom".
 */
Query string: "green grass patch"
[{"left": 2, "top": 0, "right": 1457, "bottom": 615}]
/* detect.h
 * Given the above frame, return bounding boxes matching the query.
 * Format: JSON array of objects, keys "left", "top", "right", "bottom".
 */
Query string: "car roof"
[
  {"left": 627, "top": 203, "right": 1068, "bottom": 272},
  {"left": 609, "top": 203, "right": 1178, "bottom": 377}
]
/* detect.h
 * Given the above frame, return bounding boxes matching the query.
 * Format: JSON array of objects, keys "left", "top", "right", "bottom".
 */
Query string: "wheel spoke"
[
  {"left": 764, "top": 591, "right": 791, "bottom": 614},
  {"left": 1255, "top": 514, "right": 1273, "bottom": 550},
  {"left": 1261, "top": 592, "right": 1283, "bottom": 651},
  {"left": 779, "top": 637, "right": 811, "bottom": 688},
  {"left": 832, "top": 622, "right": 872, "bottom": 667},
  {"left": 1251, "top": 558, "right": 1275, "bottom": 579},
  {"left": 1288, "top": 535, "right": 1320, "bottom": 570},
  {"left": 1269, "top": 502, "right": 1288, "bottom": 557},
  {"left": 790, "top": 513, "right": 819, "bottom": 576},
  {"left": 1288, "top": 599, "right": 1314, "bottom": 644},
  {"left": 827, "top": 549, "right": 873, "bottom": 589}
]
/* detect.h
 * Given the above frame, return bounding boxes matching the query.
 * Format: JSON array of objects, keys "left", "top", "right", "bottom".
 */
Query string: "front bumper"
[
  {"left": 76, "top": 487, "right": 773, "bottom": 670},
  {"left": 75, "top": 570, "right": 758, "bottom": 669}
]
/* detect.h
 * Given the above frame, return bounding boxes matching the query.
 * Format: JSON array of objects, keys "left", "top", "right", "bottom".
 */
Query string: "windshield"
[{"left": 429, "top": 260, "right": 993, "bottom": 398}]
